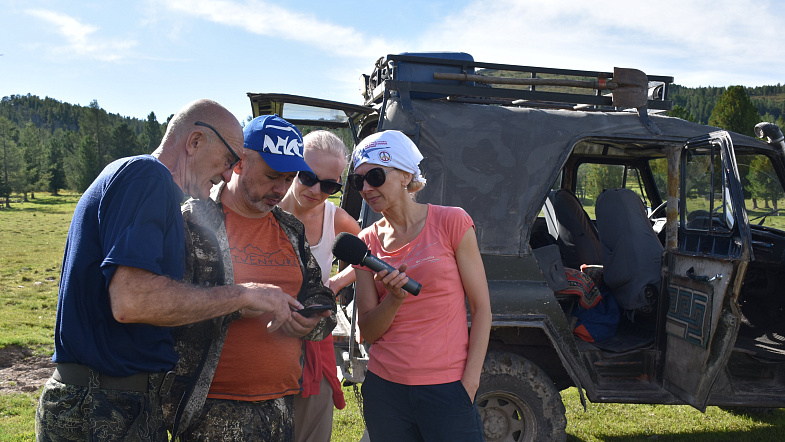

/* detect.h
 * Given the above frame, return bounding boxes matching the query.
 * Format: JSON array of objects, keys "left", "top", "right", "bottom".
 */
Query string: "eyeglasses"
[
  {"left": 347, "top": 167, "right": 391, "bottom": 191},
  {"left": 195, "top": 121, "right": 241, "bottom": 169},
  {"left": 298, "top": 171, "right": 343, "bottom": 195}
]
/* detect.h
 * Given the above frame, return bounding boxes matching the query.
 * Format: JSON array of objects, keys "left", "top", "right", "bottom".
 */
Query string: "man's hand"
[
  {"left": 239, "top": 282, "right": 301, "bottom": 332},
  {"left": 280, "top": 309, "right": 331, "bottom": 338}
]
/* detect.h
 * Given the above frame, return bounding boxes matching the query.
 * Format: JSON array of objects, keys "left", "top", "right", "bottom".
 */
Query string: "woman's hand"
[
  {"left": 461, "top": 377, "right": 480, "bottom": 403},
  {"left": 375, "top": 263, "right": 411, "bottom": 301}
]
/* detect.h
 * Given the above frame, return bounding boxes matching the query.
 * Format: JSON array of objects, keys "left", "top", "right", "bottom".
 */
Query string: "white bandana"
[{"left": 352, "top": 130, "right": 426, "bottom": 184}]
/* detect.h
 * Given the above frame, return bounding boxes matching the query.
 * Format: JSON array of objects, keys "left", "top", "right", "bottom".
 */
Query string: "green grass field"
[{"left": 1, "top": 193, "right": 784, "bottom": 441}]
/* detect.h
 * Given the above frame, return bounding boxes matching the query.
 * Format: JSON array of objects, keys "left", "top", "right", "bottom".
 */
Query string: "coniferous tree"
[
  {"left": 70, "top": 135, "right": 101, "bottom": 192},
  {"left": 109, "top": 123, "right": 140, "bottom": 160},
  {"left": 0, "top": 117, "right": 26, "bottom": 207},
  {"left": 708, "top": 86, "right": 761, "bottom": 136},
  {"left": 137, "top": 132, "right": 150, "bottom": 156},
  {"left": 0, "top": 117, "right": 18, "bottom": 208},
  {"left": 83, "top": 99, "right": 109, "bottom": 166},
  {"left": 584, "top": 164, "right": 623, "bottom": 200},
  {"left": 47, "top": 134, "right": 68, "bottom": 195},
  {"left": 143, "top": 112, "right": 163, "bottom": 153},
  {"left": 747, "top": 155, "right": 783, "bottom": 212},
  {"left": 19, "top": 122, "right": 49, "bottom": 200},
  {"left": 667, "top": 105, "right": 697, "bottom": 122}
]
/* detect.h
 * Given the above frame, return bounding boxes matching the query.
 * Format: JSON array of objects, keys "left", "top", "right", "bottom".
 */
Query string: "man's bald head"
[
  {"left": 154, "top": 99, "right": 244, "bottom": 199},
  {"left": 161, "top": 99, "right": 241, "bottom": 149}
]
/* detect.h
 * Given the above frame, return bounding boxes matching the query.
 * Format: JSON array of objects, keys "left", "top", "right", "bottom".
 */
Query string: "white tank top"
[{"left": 310, "top": 201, "right": 337, "bottom": 285}]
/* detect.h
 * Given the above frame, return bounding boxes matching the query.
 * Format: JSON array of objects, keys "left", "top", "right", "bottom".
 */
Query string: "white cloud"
[
  {"left": 162, "top": 0, "right": 393, "bottom": 59},
  {"left": 155, "top": 0, "right": 782, "bottom": 87},
  {"left": 413, "top": 0, "right": 785, "bottom": 86},
  {"left": 25, "top": 9, "right": 136, "bottom": 62}
]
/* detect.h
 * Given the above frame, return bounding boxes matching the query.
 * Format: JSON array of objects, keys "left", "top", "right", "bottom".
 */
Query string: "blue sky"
[{"left": 2, "top": 0, "right": 784, "bottom": 123}]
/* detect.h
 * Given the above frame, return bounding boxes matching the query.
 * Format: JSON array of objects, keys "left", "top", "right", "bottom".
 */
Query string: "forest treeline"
[
  {"left": 0, "top": 94, "right": 166, "bottom": 207},
  {"left": 1, "top": 83, "right": 784, "bottom": 208},
  {"left": 669, "top": 84, "right": 785, "bottom": 127}
]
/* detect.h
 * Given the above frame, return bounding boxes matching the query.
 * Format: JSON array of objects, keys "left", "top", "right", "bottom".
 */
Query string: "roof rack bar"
[{"left": 385, "top": 53, "right": 674, "bottom": 84}]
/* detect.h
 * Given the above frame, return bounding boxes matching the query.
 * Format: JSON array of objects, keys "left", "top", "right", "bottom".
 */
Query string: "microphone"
[{"left": 332, "top": 232, "right": 421, "bottom": 296}]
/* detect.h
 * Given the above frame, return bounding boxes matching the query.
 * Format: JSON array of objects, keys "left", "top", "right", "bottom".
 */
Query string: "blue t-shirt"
[{"left": 53, "top": 155, "right": 185, "bottom": 376}]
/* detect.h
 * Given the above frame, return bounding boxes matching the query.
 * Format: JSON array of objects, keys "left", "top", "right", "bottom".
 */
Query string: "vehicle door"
[{"left": 661, "top": 131, "right": 751, "bottom": 411}]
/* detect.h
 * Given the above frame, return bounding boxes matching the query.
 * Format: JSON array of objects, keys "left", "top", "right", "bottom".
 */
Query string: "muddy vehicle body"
[{"left": 248, "top": 53, "right": 785, "bottom": 441}]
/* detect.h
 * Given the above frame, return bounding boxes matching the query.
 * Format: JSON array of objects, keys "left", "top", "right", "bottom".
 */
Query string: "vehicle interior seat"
[
  {"left": 595, "top": 188, "right": 663, "bottom": 312},
  {"left": 543, "top": 189, "right": 603, "bottom": 269}
]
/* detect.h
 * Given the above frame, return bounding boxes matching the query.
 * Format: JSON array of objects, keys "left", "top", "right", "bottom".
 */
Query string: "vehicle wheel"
[{"left": 477, "top": 352, "right": 566, "bottom": 442}]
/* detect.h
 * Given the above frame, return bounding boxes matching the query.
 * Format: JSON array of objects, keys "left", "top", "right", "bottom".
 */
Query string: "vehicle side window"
[
  {"left": 737, "top": 154, "right": 785, "bottom": 229},
  {"left": 648, "top": 158, "right": 668, "bottom": 203},
  {"left": 683, "top": 148, "right": 733, "bottom": 233},
  {"left": 575, "top": 163, "right": 647, "bottom": 218}
]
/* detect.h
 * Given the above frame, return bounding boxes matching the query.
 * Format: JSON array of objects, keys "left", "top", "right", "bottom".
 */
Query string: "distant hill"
[{"left": 0, "top": 94, "right": 154, "bottom": 138}]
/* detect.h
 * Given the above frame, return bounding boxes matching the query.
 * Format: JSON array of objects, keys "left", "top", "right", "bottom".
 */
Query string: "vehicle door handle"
[
  {"left": 686, "top": 267, "right": 722, "bottom": 283},
  {"left": 752, "top": 240, "right": 773, "bottom": 248}
]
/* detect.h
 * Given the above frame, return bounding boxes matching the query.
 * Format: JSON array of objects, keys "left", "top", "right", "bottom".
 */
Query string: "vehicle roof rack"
[{"left": 362, "top": 53, "right": 673, "bottom": 113}]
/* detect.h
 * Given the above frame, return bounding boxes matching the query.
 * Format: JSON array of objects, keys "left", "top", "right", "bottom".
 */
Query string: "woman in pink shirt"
[{"left": 350, "top": 130, "right": 492, "bottom": 441}]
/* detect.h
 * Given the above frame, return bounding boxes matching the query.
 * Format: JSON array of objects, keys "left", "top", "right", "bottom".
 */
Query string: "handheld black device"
[{"left": 295, "top": 304, "right": 332, "bottom": 317}]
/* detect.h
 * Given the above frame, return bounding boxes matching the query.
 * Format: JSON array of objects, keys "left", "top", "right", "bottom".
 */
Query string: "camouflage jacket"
[{"left": 163, "top": 183, "right": 336, "bottom": 439}]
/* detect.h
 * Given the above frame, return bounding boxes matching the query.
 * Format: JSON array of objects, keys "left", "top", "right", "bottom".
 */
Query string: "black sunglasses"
[
  {"left": 298, "top": 171, "right": 343, "bottom": 195},
  {"left": 195, "top": 121, "right": 241, "bottom": 169},
  {"left": 347, "top": 167, "right": 391, "bottom": 191}
]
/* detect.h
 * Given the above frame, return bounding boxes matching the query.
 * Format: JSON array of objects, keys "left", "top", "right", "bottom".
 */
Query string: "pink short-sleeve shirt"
[{"left": 355, "top": 204, "right": 474, "bottom": 385}]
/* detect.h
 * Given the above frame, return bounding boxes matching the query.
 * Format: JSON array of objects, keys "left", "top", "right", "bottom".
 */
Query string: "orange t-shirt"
[{"left": 207, "top": 208, "right": 304, "bottom": 401}]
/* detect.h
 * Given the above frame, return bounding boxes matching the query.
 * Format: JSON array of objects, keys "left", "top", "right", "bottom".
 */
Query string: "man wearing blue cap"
[
  {"left": 164, "top": 115, "right": 337, "bottom": 441},
  {"left": 36, "top": 100, "right": 300, "bottom": 442}
]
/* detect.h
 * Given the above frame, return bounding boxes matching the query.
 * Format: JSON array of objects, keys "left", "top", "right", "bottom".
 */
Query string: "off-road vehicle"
[{"left": 248, "top": 53, "right": 785, "bottom": 441}]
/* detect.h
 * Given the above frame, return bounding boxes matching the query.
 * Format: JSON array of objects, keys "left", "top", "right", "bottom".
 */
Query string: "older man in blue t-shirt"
[{"left": 35, "top": 99, "right": 305, "bottom": 441}]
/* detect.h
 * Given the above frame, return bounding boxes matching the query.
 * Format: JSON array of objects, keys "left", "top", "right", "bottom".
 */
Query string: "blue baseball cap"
[{"left": 243, "top": 115, "right": 313, "bottom": 173}]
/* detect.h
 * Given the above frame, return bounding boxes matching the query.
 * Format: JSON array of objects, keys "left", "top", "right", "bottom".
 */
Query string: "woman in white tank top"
[{"left": 280, "top": 130, "right": 361, "bottom": 442}]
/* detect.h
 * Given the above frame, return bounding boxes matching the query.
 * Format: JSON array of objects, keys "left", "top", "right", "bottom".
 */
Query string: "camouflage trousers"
[
  {"left": 178, "top": 396, "right": 294, "bottom": 441},
  {"left": 35, "top": 374, "right": 169, "bottom": 442}
]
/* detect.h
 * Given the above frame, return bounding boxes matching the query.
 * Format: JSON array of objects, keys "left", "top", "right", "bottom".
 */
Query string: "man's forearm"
[{"left": 109, "top": 265, "right": 256, "bottom": 326}]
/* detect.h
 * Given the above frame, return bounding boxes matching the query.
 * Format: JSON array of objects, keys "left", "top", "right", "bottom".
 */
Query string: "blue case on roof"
[{"left": 394, "top": 52, "right": 475, "bottom": 99}]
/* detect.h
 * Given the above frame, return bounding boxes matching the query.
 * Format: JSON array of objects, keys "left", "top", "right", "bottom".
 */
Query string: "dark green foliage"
[
  {"left": 143, "top": 112, "right": 163, "bottom": 153},
  {"left": 0, "top": 94, "right": 164, "bottom": 195},
  {"left": 110, "top": 123, "right": 141, "bottom": 159},
  {"left": 669, "top": 83, "right": 785, "bottom": 126},
  {"left": 666, "top": 104, "right": 697, "bottom": 122},
  {"left": 20, "top": 122, "right": 48, "bottom": 199},
  {"left": 0, "top": 116, "right": 25, "bottom": 207},
  {"left": 47, "top": 135, "right": 68, "bottom": 195},
  {"left": 709, "top": 86, "right": 761, "bottom": 137},
  {"left": 70, "top": 135, "right": 102, "bottom": 192},
  {"left": 746, "top": 155, "right": 783, "bottom": 211}
]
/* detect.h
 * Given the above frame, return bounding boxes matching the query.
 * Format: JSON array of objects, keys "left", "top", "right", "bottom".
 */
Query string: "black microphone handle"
[{"left": 361, "top": 254, "right": 422, "bottom": 296}]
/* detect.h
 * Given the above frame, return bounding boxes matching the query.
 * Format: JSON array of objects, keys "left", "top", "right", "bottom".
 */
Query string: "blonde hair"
[
  {"left": 407, "top": 179, "right": 426, "bottom": 193},
  {"left": 303, "top": 130, "right": 348, "bottom": 166}
]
